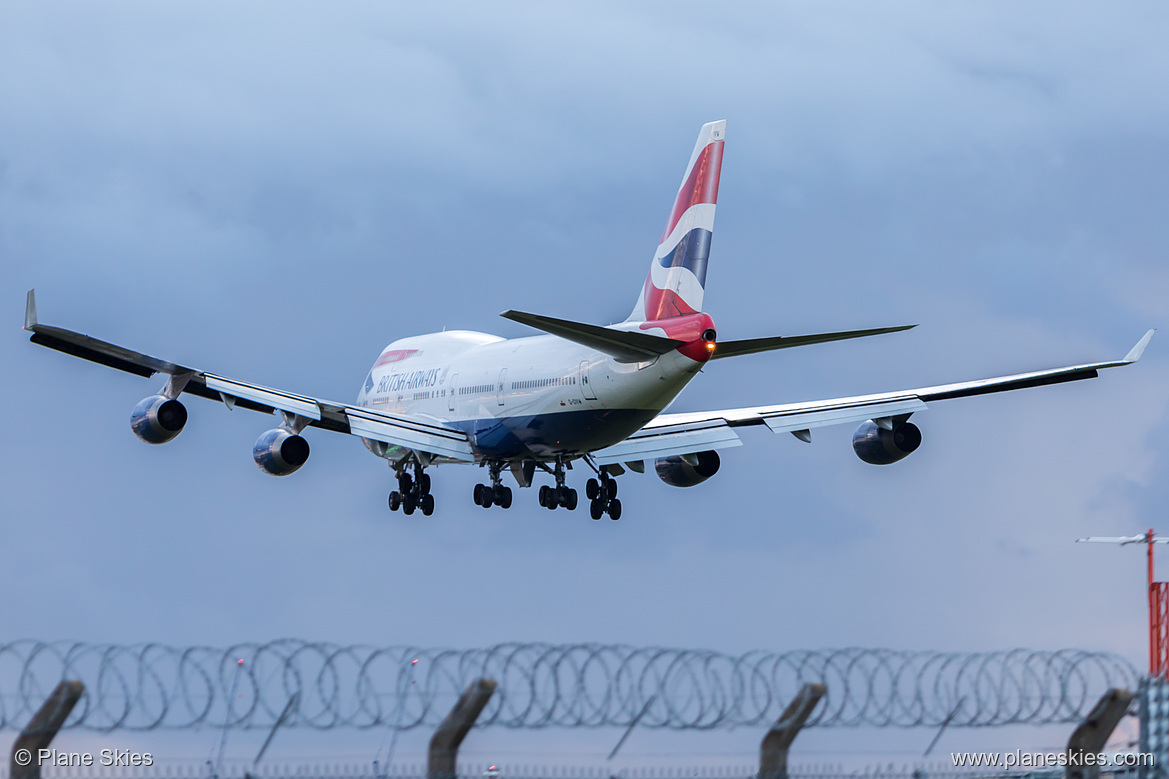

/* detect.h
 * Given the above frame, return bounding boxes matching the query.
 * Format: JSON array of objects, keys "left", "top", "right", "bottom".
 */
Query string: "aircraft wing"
[
  {"left": 592, "top": 330, "right": 1154, "bottom": 465},
  {"left": 22, "top": 291, "right": 475, "bottom": 462}
]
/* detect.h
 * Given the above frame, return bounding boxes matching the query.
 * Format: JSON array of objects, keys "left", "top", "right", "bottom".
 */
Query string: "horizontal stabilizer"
[
  {"left": 502, "top": 310, "right": 684, "bottom": 363},
  {"left": 711, "top": 324, "right": 916, "bottom": 360}
]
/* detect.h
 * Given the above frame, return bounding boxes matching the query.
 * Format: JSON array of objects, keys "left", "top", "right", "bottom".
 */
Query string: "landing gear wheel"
[
  {"left": 420, "top": 494, "right": 435, "bottom": 516},
  {"left": 403, "top": 495, "right": 417, "bottom": 515},
  {"left": 473, "top": 483, "right": 486, "bottom": 506},
  {"left": 499, "top": 486, "right": 513, "bottom": 509},
  {"left": 388, "top": 491, "right": 401, "bottom": 511},
  {"left": 586, "top": 478, "right": 599, "bottom": 500},
  {"left": 605, "top": 480, "right": 618, "bottom": 501},
  {"left": 607, "top": 498, "right": 622, "bottom": 520},
  {"left": 538, "top": 485, "right": 551, "bottom": 508},
  {"left": 563, "top": 488, "right": 578, "bottom": 511},
  {"left": 419, "top": 473, "right": 432, "bottom": 495},
  {"left": 590, "top": 499, "right": 604, "bottom": 520}
]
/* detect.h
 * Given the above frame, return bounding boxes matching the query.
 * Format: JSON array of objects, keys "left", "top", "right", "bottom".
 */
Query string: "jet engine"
[
  {"left": 852, "top": 419, "right": 922, "bottom": 465},
  {"left": 130, "top": 395, "right": 188, "bottom": 444},
  {"left": 253, "top": 428, "right": 311, "bottom": 476},
  {"left": 654, "top": 450, "right": 721, "bottom": 487}
]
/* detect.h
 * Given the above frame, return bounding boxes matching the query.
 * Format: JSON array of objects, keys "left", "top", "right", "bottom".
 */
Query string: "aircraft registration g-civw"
[{"left": 24, "top": 120, "right": 1155, "bottom": 520}]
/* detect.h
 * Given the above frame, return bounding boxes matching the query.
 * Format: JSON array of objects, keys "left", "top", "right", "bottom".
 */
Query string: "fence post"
[
  {"left": 9, "top": 680, "right": 85, "bottom": 779},
  {"left": 760, "top": 683, "right": 826, "bottom": 779},
  {"left": 1141, "top": 677, "right": 1169, "bottom": 779},
  {"left": 428, "top": 678, "right": 497, "bottom": 779},
  {"left": 1066, "top": 687, "right": 1134, "bottom": 779}
]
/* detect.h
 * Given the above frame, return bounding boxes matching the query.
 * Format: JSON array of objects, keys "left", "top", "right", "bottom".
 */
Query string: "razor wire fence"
[{"left": 0, "top": 642, "right": 1140, "bottom": 732}]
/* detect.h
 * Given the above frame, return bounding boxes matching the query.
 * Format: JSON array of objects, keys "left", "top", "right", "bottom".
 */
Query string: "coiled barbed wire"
[{"left": 0, "top": 642, "right": 1138, "bottom": 732}]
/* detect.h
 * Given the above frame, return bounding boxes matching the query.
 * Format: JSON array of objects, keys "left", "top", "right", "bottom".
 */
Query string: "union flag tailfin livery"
[
  {"left": 23, "top": 121, "right": 1154, "bottom": 519},
  {"left": 630, "top": 119, "right": 724, "bottom": 322}
]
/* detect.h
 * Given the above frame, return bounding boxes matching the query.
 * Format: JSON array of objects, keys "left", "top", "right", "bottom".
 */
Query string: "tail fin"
[{"left": 628, "top": 120, "right": 726, "bottom": 322}]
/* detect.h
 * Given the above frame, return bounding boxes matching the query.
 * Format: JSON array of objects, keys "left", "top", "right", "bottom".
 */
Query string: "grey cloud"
[{"left": 1, "top": 0, "right": 1166, "bottom": 764}]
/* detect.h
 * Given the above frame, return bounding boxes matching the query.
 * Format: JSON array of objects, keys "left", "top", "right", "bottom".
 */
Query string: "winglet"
[
  {"left": 1124, "top": 329, "right": 1155, "bottom": 363},
  {"left": 24, "top": 289, "right": 37, "bottom": 331}
]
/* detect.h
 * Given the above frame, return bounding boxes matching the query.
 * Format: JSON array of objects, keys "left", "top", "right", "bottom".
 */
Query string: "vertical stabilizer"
[{"left": 628, "top": 120, "right": 726, "bottom": 321}]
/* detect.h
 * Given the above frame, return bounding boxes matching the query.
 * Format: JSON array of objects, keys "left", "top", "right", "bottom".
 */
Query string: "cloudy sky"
[{"left": 2, "top": 0, "right": 1167, "bottom": 765}]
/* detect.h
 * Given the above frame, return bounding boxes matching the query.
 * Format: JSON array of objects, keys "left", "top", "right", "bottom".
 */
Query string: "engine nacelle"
[
  {"left": 130, "top": 395, "right": 188, "bottom": 444},
  {"left": 852, "top": 420, "right": 922, "bottom": 465},
  {"left": 654, "top": 450, "right": 721, "bottom": 487},
  {"left": 253, "top": 429, "right": 311, "bottom": 476}
]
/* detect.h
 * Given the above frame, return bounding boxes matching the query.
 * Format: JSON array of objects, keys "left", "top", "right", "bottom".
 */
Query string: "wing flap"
[
  {"left": 203, "top": 374, "right": 322, "bottom": 420},
  {"left": 344, "top": 408, "right": 474, "bottom": 461},
  {"left": 591, "top": 422, "right": 742, "bottom": 466},
  {"left": 645, "top": 391, "right": 923, "bottom": 429},
  {"left": 178, "top": 380, "right": 275, "bottom": 414},
  {"left": 761, "top": 398, "right": 928, "bottom": 433}
]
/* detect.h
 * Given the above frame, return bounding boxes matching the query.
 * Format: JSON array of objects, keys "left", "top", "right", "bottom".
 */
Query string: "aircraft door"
[
  {"left": 579, "top": 360, "right": 597, "bottom": 400},
  {"left": 448, "top": 374, "right": 458, "bottom": 412},
  {"left": 497, "top": 368, "right": 508, "bottom": 406}
]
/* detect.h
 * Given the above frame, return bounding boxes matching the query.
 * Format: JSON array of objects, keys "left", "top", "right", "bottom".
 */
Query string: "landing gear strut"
[
  {"left": 537, "top": 460, "right": 578, "bottom": 511},
  {"left": 474, "top": 461, "right": 512, "bottom": 509},
  {"left": 586, "top": 471, "right": 621, "bottom": 520},
  {"left": 389, "top": 461, "right": 434, "bottom": 516}
]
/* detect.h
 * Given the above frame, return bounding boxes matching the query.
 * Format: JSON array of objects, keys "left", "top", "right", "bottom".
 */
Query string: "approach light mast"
[{"left": 1078, "top": 530, "right": 1169, "bottom": 676}]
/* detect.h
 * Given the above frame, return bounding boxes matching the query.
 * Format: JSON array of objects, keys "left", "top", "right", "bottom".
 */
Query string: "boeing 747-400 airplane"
[{"left": 23, "top": 120, "right": 1153, "bottom": 519}]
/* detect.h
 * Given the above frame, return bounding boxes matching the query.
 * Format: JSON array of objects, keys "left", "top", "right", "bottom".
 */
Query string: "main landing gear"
[
  {"left": 586, "top": 472, "right": 621, "bottom": 520},
  {"left": 537, "top": 459, "right": 578, "bottom": 511},
  {"left": 464, "top": 458, "right": 620, "bottom": 517},
  {"left": 389, "top": 462, "right": 434, "bottom": 516},
  {"left": 474, "top": 461, "right": 512, "bottom": 509}
]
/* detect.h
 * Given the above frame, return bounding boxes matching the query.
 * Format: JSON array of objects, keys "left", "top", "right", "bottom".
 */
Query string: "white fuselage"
[{"left": 355, "top": 330, "right": 705, "bottom": 462}]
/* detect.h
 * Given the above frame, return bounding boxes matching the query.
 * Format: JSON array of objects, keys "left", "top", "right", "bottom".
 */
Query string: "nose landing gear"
[{"left": 389, "top": 461, "right": 434, "bottom": 516}]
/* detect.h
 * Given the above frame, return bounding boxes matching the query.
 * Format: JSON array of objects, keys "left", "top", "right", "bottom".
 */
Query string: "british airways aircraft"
[{"left": 23, "top": 120, "right": 1154, "bottom": 519}]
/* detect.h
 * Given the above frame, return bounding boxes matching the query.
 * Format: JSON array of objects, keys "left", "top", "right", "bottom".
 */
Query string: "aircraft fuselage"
[{"left": 356, "top": 314, "right": 715, "bottom": 463}]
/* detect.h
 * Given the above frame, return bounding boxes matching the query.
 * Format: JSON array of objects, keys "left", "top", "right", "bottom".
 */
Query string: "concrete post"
[
  {"left": 1066, "top": 687, "right": 1134, "bottom": 779},
  {"left": 9, "top": 680, "right": 85, "bottom": 779},
  {"left": 760, "top": 683, "right": 826, "bottom": 779},
  {"left": 428, "top": 678, "right": 497, "bottom": 779}
]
